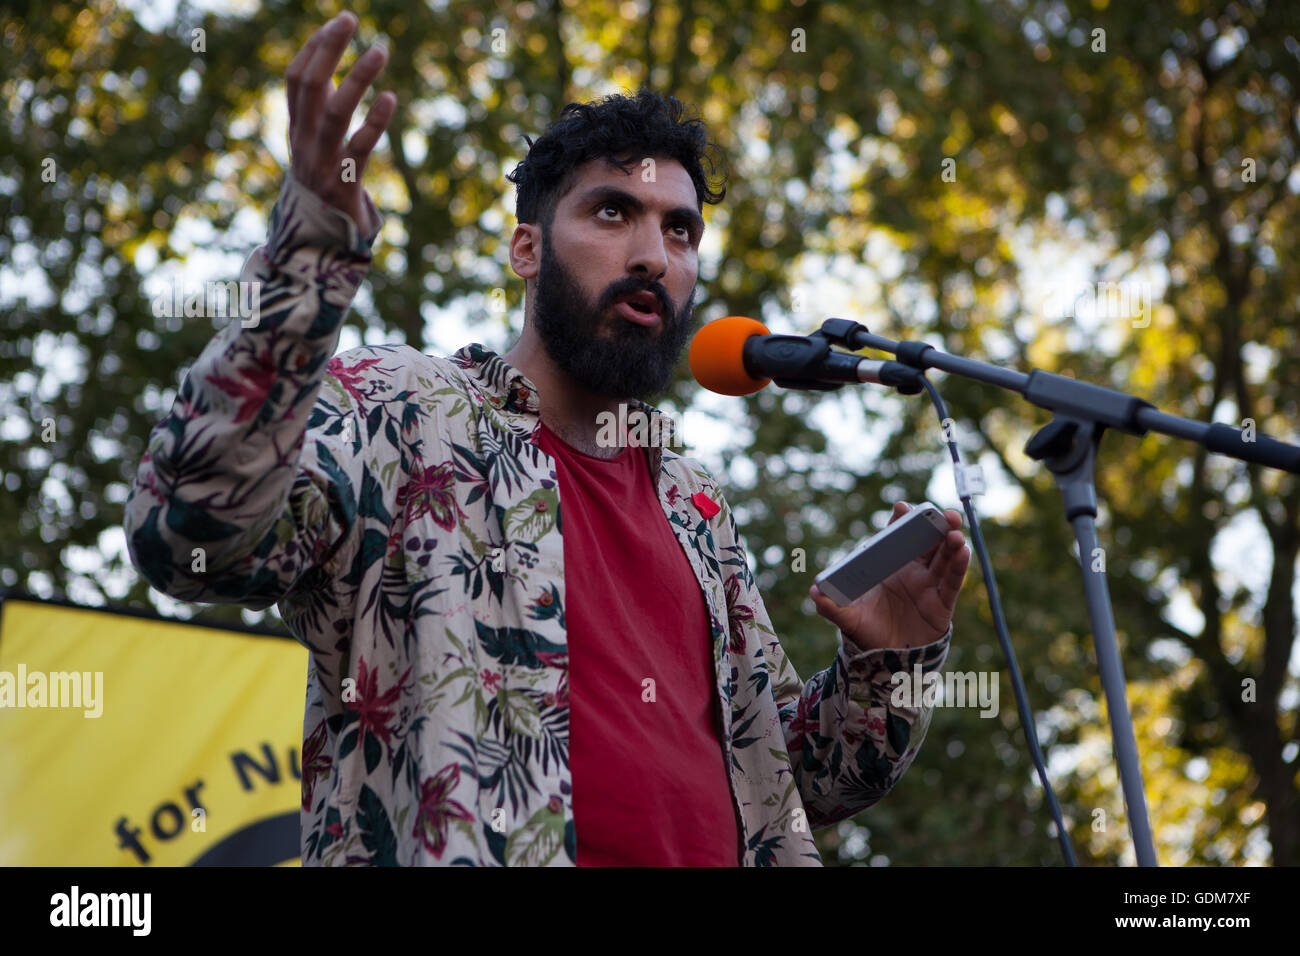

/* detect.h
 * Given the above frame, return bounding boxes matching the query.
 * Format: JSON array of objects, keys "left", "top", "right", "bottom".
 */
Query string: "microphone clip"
[
  {"left": 817, "top": 318, "right": 869, "bottom": 348},
  {"left": 765, "top": 330, "right": 847, "bottom": 392},
  {"left": 773, "top": 329, "right": 845, "bottom": 392}
]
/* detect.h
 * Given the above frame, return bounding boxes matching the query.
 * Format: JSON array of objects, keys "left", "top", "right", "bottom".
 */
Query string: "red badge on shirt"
[{"left": 691, "top": 491, "right": 720, "bottom": 519}]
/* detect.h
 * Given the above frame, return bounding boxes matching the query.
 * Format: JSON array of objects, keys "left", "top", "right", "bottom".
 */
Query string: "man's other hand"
[{"left": 809, "top": 501, "right": 971, "bottom": 652}]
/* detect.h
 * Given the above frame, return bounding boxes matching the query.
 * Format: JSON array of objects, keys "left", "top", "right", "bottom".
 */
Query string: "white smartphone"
[{"left": 814, "top": 503, "right": 951, "bottom": 606}]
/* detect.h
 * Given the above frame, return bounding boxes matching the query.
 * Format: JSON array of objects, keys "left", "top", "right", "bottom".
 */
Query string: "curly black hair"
[{"left": 506, "top": 89, "right": 727, "bottom": 227}]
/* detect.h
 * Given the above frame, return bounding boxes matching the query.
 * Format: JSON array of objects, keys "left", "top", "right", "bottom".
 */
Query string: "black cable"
[{"left": 914, "top": 373, "right": 1079, "bottom": 867}]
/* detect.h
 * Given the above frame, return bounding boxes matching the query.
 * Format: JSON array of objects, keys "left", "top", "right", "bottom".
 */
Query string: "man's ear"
[{"left": 509, "top": 223, "right": 541, "bottom": 280}]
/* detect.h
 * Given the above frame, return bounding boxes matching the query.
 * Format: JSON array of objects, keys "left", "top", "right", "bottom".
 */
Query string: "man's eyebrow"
[{"left": 575, "top": 186, "right": 706, "bottom": 234}]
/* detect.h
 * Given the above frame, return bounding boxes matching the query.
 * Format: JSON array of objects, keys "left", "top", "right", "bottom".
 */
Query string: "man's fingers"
[
  {"left": 925, "top": 529, "right": 966, "bottom": 573},
  {"left": 320, "top": 45, "right": 389, "bottom": 158},
  {"left": 939, "top": 543, "right": 972, "bottom": 608},
  {"left": 295, "top": 13, "right": 358, "bottom": 154},
  {"left": 809, "top": 584, "right": 850, "bottom": 623},
  {"left": 285, "top": 21, "right": 333, "bottom": 132},
  {"left": 345, "top": 91, "right": 397, "bottom": 169},
  {"left": 304, "top": 13, "right": 357, "bottom": 87},
  {"left": 929, "top": 535, "right": 970, "bottom": 594}
]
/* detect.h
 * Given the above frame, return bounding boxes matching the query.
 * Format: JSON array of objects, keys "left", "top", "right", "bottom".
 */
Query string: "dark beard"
[{"left": 530, "top": 233, "right": 698, "bottom": 400}]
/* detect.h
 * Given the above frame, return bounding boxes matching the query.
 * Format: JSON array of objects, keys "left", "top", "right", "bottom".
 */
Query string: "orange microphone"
[
  {"left": 688, "top": 316, "right": 774, "bottom": 395},
  {"left": 689, "top": 316, "right": 927, "bottom": 395}
]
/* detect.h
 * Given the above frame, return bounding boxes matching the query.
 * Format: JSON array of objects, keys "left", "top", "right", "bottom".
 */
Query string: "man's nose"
[{"left": 626, "top": 224, "right": 668, "bottom": 283}]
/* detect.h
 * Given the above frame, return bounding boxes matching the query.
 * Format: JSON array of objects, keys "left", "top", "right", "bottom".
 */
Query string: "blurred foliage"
[{"left": 2, "top": 0, "right": 1298, "bottom": 864}]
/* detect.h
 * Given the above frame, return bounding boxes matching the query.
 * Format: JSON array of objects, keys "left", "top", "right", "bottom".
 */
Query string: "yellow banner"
[{"left": 0, "top": 594, "right": 307, "bottom": 866}]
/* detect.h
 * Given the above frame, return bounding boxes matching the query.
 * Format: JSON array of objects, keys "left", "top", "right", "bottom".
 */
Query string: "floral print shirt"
[{"left": 123, "top": 173, "right": 952, "bottom": 866}]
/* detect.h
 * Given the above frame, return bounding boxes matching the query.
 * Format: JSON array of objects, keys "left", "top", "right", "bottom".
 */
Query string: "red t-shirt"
[{"left": 536, "top": 419, "right": 740, "bottom": 866}]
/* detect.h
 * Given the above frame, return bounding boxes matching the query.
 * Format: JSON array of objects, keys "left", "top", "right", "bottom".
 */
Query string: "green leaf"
[
  {"left": 504, "top": 488, "right": 559, "bottom": 543},
  {"left": 500, "top": 689, "right": 542, "bottom": 738},
  {"left": 505, "top": 803, "right": 565, "bottom": 866}
]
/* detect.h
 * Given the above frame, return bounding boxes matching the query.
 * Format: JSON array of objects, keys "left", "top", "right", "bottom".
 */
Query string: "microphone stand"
[{"left": 816, "top": 317, "right": 1300, "bottom": 868}]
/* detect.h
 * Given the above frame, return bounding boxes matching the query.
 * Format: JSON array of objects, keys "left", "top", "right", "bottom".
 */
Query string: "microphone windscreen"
[{"left": 689, "top": 316, "right": 772, "bottom": 395}]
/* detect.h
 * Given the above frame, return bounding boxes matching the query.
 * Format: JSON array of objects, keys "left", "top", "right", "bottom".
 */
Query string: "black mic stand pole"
[{"left": 818, "top": 317, "right": 1300, "bottom": 868}]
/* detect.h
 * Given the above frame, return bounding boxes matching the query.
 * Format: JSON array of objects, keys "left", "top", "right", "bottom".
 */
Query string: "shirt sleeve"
[
  {"left": 716, "top": 494, "right": 952, "bottom": 829},
  {"left": 122, "top": 173, "right": 383, "bottom": 612}
]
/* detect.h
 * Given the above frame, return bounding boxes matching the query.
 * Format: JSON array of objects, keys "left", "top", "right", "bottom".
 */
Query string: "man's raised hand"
[{"left": 286, "top": 12, "right": 395, "bottom": 229}]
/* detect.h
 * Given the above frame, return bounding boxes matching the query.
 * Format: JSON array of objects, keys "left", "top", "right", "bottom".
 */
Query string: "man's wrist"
[
  {"left": 266, "top": 171, "right": 384, "bottom": 262},
  {"left": 840, "top": 624, "right": 953, "bottom": 658}
]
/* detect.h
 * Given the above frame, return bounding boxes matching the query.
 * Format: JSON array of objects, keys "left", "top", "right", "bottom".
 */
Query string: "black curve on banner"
[{"left": 190, "top": 812, "right": 299, "bottom": 867}]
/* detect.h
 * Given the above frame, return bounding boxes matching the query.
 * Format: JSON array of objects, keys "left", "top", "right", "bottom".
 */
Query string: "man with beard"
[{"left": 124, "top": 12, "right": 968, "bottom": 867}]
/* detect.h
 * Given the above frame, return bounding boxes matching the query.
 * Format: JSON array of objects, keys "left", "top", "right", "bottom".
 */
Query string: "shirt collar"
[{"left": 449, "top": 343, "right": 679, "bottom": 477}]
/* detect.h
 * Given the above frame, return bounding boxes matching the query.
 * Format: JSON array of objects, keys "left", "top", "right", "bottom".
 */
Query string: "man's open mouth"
[{"left": 617, "top": 291, "right": 662, "bottom": 316}]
